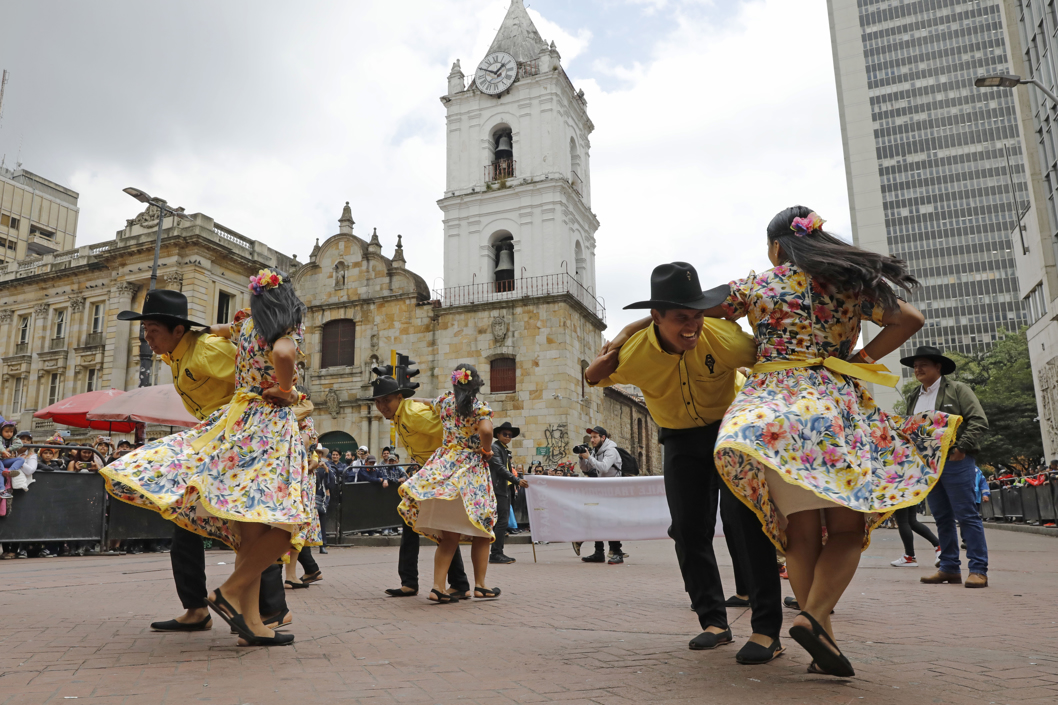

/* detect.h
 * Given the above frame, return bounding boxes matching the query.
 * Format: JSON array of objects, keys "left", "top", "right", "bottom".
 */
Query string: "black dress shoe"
[
  {"left": 319, "top": 547, "right": 329, "bottom": 554},
  {"left": 151, "top": 616, "right": 213, "bottom": 632},
  {"left": 581, "top": 552, "right": 605, "bottom": 563},
  {"left": 689, "top": 629, "right": 733, "bottom": 650},
  {"left": 489, "top": 553, "right": 516, "bottom": 564},
  {"left": 725, "top": 595, "right": 750, "bottom": 607},
  {"left": 735, "top": 638, "right": 785, "bottom": 664},
  {"left": 385, "top": 587, "right": 418, "bottom": 597}
]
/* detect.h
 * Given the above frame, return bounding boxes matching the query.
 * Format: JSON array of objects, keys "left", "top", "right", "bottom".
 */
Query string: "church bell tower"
[{"left": 438, "top": 0, "right": 599, "bottom": 295}]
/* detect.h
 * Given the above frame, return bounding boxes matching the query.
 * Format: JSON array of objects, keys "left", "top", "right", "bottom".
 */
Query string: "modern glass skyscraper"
[{"left": 829, "top": 0, "right": 1029, "bottom": 405}]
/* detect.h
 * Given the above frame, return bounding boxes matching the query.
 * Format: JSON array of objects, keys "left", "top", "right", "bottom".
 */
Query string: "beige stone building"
[{"left": 0, "top": 166, "right": 79, "bottom": 266}]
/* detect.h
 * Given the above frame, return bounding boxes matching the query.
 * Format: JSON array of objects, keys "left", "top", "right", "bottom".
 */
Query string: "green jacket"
[{"left": 903, "top": 377, "right": 989, "bottom": 456}]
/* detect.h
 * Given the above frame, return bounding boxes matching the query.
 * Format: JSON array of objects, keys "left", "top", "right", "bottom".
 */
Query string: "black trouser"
[
  {"left": 593, "top": 541, "right": 622, "bottom": 555},
  {"left": 317, "top": 507, "right": 328, "bottom": 547},
  {"left": 296, "top": 545, "right": 319, "bottom": 575},
  {"left": 171, "top": 525, "right": 287, "bottom": 615},
  {"left": 661, "top": 424, "right": 783, "bottom": 639},
  {"left": 396, "top": 517, "right": 470, "bottom": 593},
  {"left": 894, "top": 503, "right": 938, "bottom": 557},
  {"left": 491, "top": 484, "right": 511, "bottom": 555}
]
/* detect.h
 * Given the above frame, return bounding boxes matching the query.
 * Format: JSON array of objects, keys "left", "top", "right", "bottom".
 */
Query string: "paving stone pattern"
[{"left": 0, "top": 527, "right": 1055, "bottom": 704}]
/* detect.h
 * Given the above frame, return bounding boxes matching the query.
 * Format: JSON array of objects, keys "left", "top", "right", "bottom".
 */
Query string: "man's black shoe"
[
  {"left": 319, "top": 547, "right": 329, "bottom": 554},
  {"left": 581, "top": 552, "right": 606, "bottom": 563},
  {"left": 607, "top": 553, "right": 624, "bottom": 565},
  {"left": 689, "top": 629, "right": 733, "bottom": 650},
  {"left": 490, "top": 553, "right": 516, "bottom": 564},
  {"left": 735, "top": 638, "right": 785, "bottom": 664},
  {"left": 725, "top": 595, "right": 750, "bottom": 607}
]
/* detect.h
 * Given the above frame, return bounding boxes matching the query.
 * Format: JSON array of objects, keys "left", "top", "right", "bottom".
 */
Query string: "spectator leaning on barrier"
[
  {"left": 902, "top": 345, "right": 990, "bottom": 589},
  {"left": 575, "top": 425, "right": 625, "bottom": 565},
  {"left": 0, "top": 418, "right": 25, "bottom": 499},
  {"left": 36, "top": 435, "right": 66, "bottom": 472}
]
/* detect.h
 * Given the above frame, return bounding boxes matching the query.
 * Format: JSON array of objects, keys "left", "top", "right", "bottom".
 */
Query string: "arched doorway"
[{"left": 319, "top": 430, "right": 359, "bottom": 458}]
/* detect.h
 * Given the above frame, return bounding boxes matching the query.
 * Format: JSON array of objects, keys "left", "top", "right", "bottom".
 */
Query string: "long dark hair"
[
  {"left": 452, "top": 363, "right": 483, "bottom": 418},
  {"left": 249, "top": 273, "right": 306, "bottom": 346},
  {"left": 767, "top": 205, "right": 918, "bottom": 312}
]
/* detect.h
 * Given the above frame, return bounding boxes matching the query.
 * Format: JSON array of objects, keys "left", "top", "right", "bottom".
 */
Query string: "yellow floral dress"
[
  {"left": 713, "top": 265, "right": 961, "bottom": 550},
  {"left": 101, "top": 309, "right": 320, "bottom": 552},
  {"left": 398, "top": 392, "right": 496, "bottom": 542}
]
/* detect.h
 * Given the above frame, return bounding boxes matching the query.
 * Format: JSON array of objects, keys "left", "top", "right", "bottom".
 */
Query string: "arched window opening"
[
  {"left": 490, "top": 357, "right": 517, "bottom": 393},
  {"left": 570, "top": 137, "right": 582, "bottom": 195},
  {"left": 637, "top": 417, "right": 643, "bottom": 448},
  {"left": 321, "top": 319, "right": 356, "bottom": 368},
  {"left": 492, "top": 234, "right": 515, "bottom": 292},
  {"left": 486, "top": 127, "right": 515, "bottom": 182},
  {"left": 574, "top": 240, "right": 586, "bottom": 282}
]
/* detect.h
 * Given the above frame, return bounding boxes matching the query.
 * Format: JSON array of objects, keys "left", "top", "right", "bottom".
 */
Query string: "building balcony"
[
  {"left": 83, "top": 332, "right": 104, "bottom": 348},
  {"left": 485, "top": 159, "right": 516, "bottom": 183},
  {"left": 49, "top": 336, "right": 67, "bottom": 351},
  {"left": 433, "top": 272, "right": 605, "bottom": 323},
  {"left": 15, "top": 342, "right": 28, "bottom": 355}
]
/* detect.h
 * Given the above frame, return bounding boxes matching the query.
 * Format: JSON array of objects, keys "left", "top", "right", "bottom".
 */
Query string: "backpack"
[{"left": 615, "top": 447, "right": 640, "bottom": 476}]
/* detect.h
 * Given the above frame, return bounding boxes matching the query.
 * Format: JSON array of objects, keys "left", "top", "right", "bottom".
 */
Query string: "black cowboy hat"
[
  {"left": 494, "top": 421, "right": 521, "bottom": 438},
  {"left": 117, "top": 289, "right": 208, "bottom": 329},
  {"left": 900, "top": 345, "right": 957, "bottom": 376},
  {"left": 371, "top": 375, "right": 414, "bottom": 399},
  {"left": 624, "top": 262, "right": 730, "bottom": 311}
]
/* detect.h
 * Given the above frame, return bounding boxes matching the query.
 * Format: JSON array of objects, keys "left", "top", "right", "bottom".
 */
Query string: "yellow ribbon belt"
[
  {"left": 751, "top": 357, "right": 900, "bottom": 388},
  {"left": 190, "top": 390, "right": 261, "bottom": 452}
]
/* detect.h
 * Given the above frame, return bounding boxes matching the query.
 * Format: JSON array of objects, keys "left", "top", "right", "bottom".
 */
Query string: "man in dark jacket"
[
  {"left": 901, "top": 346, "right": 990, "bottom": 588},
  {"left": 488, "top": 422, "right": 529, "bottom": 564}
]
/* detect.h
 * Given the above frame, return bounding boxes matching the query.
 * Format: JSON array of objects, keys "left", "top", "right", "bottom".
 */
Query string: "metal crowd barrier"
[{"left": 981, "top": 473, "right": 1058, "bottom": 526}]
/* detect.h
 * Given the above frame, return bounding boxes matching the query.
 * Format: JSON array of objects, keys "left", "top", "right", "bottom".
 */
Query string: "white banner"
[{"left": 524, "top": 475, "right": 723, "bottom": 543}]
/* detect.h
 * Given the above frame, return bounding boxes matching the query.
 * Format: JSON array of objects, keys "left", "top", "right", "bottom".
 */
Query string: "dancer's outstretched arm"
[
  {"left": 208, "top": 323, "right": 234, "bottom": 339},
  {"left": 852, "top": 299, "right": 924, "bottom": 363}
]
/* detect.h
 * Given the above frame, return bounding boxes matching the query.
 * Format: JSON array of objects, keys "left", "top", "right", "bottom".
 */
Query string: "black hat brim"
[
  {"left": 899, "top": 354, "right": 956, "bottom": 376},
  {"left": 495, "top": 424, "right": 520, "bottom": 438},
  {"left": 370, "top": 387, "right": 415, "bottom": 400},
  {"left": 623, "top": 283, "right": 730, "bottom": 311},
  {"left": 117, "top": 310, "right": 208, "bottom": 329}
]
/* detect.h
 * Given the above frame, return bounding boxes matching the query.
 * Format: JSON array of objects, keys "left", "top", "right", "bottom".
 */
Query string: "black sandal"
[
  {"left": 806, "top": 661, "right": 828, "bottom": 675},
  {"left": 473, "top": 586, "right": 501, "bottom": 599},
  {"left": 301, "top": 570, "right": 323, "bottom": 584},
  {"left": 237, "top": 631, "right": 295, "bottom": 647},
  {"left": 285, "top": 579, "right": 309, "bottom": 590},
  {"left": 788, "top": 611, "right": 855, "bottom": 678},
  {"left": 206, "top": 588, "right": 254, "bottom": 640},
  {"left": 428, "top": 588, "right": 458, "bottom": 604}
]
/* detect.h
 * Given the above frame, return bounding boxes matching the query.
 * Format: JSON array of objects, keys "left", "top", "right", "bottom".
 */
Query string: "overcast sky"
[{"left": 0, "top": 0, "right": 850, "bottom": 334}]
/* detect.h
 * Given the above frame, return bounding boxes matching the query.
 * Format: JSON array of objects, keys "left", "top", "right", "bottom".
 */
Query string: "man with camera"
[{"left": 575, "top": 426, "right": 625, "bottom": 565}]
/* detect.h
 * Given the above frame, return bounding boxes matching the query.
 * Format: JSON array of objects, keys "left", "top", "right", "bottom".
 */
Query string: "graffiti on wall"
[{"left": 538, "top": 423, "right": 570, "bottom": 465}]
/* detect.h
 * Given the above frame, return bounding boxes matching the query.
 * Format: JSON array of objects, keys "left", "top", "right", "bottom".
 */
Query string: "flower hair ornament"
[
  {"left": 451, "top": 369, "right": 473, "bottom": 385},
  {"left": 790, "top": 212, "right": 826, "bottom": 237},
  {"left": 249, "top": 269, "right": 283, "bottom": 296}
]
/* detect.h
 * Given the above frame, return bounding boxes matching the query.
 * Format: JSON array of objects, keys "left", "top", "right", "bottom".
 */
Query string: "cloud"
[{"left": 1, "top": 0, "right": 849, "bottom": 338}]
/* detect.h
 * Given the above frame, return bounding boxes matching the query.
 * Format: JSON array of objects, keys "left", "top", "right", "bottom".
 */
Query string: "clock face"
[{"left": 475, "top": 52, "right": 517, "bottom": 96}]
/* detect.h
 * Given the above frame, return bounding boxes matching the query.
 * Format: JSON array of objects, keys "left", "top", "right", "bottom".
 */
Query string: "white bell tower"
[{"left": 438, "top": 0, "right": 599, "bottom": 295}]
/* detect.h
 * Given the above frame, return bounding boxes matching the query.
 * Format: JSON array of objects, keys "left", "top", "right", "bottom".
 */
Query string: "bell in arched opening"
[
  {"left": 494, "top": 240, "right": 515, "bottom": 292},
  {"left": 495, "top": 133, "right": 513, "bottom": 162}
]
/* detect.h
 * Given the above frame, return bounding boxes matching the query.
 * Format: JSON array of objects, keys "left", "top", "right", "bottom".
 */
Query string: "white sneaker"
[
  {"left": 934, "top": 546, "right": 942, "bottom": 567},
  {"left": 890, "top": 555, "right": 918, "bottom": 567}
]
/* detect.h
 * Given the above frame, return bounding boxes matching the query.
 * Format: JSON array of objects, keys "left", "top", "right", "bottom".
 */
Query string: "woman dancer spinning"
[
  {"left": 101, "top": 269, "right": 318, "bottom": 646},
  {"left": 398, "top": 364, "right": 499, "bottom": 603},
  {"left": 712, "top": 206, "right": 961, "bottom": 676}
]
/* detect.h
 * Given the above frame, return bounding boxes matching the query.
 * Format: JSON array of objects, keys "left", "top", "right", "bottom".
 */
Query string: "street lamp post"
[
  {"left": 974, "top": 73, "right": 1058, "bottom": 105},
  {"left": 122, "top": 187, "right": 192, "bottom": 389}
]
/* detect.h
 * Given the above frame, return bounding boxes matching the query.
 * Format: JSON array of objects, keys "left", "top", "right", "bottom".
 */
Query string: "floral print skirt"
[
  {"left": 398, "top": 446, "right": 496, "bottom": 543},
  {"left": 100, "top": 398, "right": 320, "bottom": 553},
  {"left": 714, "top": 367, "right": 961, "bottom": 551}
]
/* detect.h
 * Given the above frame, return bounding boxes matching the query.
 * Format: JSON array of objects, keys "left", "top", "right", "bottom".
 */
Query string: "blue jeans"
[
  {"left": 927, "top": 454, "right": 988, "bottom": 575},
  {"left": 2, "top": 456, "right": 24, "bottom": 484}
]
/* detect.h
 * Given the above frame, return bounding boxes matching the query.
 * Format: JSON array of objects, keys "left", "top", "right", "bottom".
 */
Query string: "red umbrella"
[
  {"left": 34, "top": 389, "right": 136, "bottom": 433},
  {"left": 87, "top": 385, "right": 199, "bottom": 428}
]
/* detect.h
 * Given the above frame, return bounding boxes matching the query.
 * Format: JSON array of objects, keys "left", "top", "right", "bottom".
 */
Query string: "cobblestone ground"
[{"left": 1, "top": 526, "right": 1055, "bottom": 705}]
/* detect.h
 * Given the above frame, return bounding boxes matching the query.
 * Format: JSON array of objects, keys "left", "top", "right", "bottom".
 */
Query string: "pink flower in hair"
[{"left": 790, "top": 212, "right": 826, "bottom": 237}]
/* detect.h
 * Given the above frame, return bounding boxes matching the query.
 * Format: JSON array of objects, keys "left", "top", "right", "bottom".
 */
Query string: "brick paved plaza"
[{"left": 1, "top": 526, "right": 1055, "bottom": 705}]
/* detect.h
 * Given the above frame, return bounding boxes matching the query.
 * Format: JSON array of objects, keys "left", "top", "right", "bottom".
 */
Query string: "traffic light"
[
  {"left": 394, "top": 353, "right": 420, "bottom": 391},
  {"left": 371, "top": 364, "right": 394, "bottom": 377}
]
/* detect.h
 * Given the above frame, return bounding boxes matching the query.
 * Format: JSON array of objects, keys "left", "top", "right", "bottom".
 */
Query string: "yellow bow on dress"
[{"left": 751, "top": 357, "right": 899, "bottom": 388}]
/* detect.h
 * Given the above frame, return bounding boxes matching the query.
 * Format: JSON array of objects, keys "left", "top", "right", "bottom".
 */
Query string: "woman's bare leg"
[
  {"left": 284, "top": 548, "right": 299, "bottom": 582},
  {"left": 784, "top": 510, "right": 824, "bottom": 613},
  {"left": 211, "top": 522, "right": 292, "bottom": 635},
  {"left": 791, "top": 507, "right": 865, "bottom": 650},
  {"left": 471, "top": 536, "right": 491, "bottom": 590},
  {"left": 431, "top": 531, "right": 459, "bottom": 600}
]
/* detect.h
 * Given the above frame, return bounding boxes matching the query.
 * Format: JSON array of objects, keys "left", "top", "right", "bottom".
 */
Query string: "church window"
[
  {"left": 637, "top": 418, "right": 643, "bottom": 448},
  {"left": 487, "top": 127, "right": 515, "bottom": 182},
  {"left": 490, "top": 357, "right": 517, "bottom": 393},
  {"left": 492, "top": 234, "right": 515, "bottom": 292},
  {"left": 321, "top": 319, "right": 356, "bottom": 368},
  {"left": 574, "top": 240, "right": 585, "bottom": 281}
]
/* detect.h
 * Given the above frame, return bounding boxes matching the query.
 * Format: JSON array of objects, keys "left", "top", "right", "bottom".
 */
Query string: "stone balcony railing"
[{"left": 83, "top": 332, "right": 104, "bottom": 348}]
